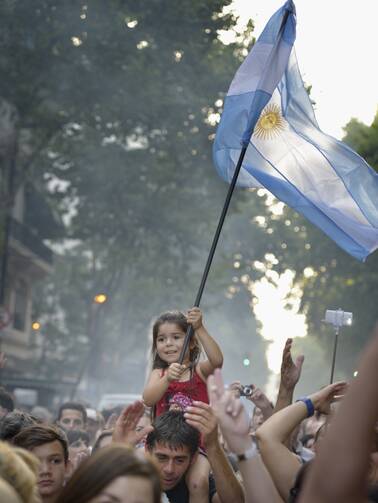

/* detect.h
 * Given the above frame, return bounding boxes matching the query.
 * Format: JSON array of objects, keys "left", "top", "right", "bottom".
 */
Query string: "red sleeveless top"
[{"left": 155, "top": 366, "right": 209, "bottom": 417}]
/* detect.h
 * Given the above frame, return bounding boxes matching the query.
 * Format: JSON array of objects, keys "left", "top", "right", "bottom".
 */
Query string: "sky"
[{"left": 228, "top": 0, "right": 378, "bottom": 139}]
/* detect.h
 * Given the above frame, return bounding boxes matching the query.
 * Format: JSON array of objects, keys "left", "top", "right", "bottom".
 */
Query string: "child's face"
[{"left": 156, "top": 322, "right": 187, "bottom": 363}]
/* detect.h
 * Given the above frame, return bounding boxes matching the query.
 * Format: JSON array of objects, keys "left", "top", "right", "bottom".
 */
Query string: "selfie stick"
[{"left": 329, "top": 325, "right": 340, "bottom": 384}]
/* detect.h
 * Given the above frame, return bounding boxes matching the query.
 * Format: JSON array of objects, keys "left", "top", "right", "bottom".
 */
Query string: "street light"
[
  {"left": 93, "top": 294, "right": 107, "bottom": 304},
  {"left": 31, "top": 321, "right": 41, "bottom": 330}
]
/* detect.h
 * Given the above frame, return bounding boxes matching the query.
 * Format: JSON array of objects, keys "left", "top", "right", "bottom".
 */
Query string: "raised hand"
[
  {"left": 280, "top": 338, "right": 304, "bottom": 390},
  {"left": 186, "top": 307, "right": 203, "bottom": 331},
  {"left": 249, "top": 387, "right": 274, "bottom": 419},
  {"left": 309, "top": 381, "right": 347, "bottom": 415},
  {"left": 184, "top": 401, "right": 218, "bottom": 447},
  {"left": 112, "top": 401, "right": 153, "bottom": 446},
  {"left": 207, "top": 369, "right": 250, "bottom": 454}
]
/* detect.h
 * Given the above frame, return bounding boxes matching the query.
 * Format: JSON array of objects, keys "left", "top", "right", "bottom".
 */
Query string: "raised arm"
[
  {"left": 299, "top": 324, "right": 378, "bottom": 503},
  {"left": 255, "top": 381, "right": 346, "bottom": 501},
  {"left": 187, "top": 308, "right": 223, "bottom": 378},
  {"left": 275, "top": 338, "right": 304, "bottom": 413},
  {"left": 207, "top": 369, "right": 283, "bottom": 503},
  {"left": 184, "top": 400, "right": 244, "bottom": 503}
]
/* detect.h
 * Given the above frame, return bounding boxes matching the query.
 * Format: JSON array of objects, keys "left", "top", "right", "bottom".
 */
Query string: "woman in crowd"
[{"left": 56, "top": 444, "right": 161, "bottom": 503}]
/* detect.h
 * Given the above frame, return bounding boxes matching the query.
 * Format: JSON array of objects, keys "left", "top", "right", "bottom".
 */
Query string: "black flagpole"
[{"left": 179, "top": 145, "right": 248, "bottom": 364}]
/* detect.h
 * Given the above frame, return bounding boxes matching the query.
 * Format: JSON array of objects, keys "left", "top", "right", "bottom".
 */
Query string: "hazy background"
[{"left": 0, "top": 0, "right": 377, "bottom": 409}]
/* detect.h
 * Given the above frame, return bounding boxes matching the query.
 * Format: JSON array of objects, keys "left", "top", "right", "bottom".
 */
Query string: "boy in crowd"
[{"left": 13, "top": 424, "right": 71, "bottom": 503}]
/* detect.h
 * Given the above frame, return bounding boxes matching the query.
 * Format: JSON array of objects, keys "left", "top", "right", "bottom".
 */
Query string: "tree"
[{"left": 1, "top": 0, "right": 263, "bottom": 396}]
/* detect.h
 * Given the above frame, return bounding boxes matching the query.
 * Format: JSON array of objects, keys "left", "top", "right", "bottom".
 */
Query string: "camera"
[
  {"left": 324, "top": 309, "right": 353, "bottom": 328},
  {"left": 239, "top": 385, "right": 254, "bottom": 397}
]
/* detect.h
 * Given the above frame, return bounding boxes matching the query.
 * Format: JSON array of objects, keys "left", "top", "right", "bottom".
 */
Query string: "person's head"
[
  {"left": 0, "top": 409, "right": 37, "bottom": 441},
  {"left": 66, "top": 429, "right": 90, "bottom": 462},
  {"left": 13, "top": 424, "right": 70, "bottom": 502},
  {"left": 313, "top": 421, "right": 329, "bottom": 453},
  {"left": 85, "top": 408, "right": 104, "bottom": 443},
  {"left": 57, "top": 402, "right": 87, "bottom": 431},
  {"left": 151, "top": 311, "right": 201, "bottom": 368},
  {"left": 56, "top": 444, "right": 161, "bottom": 503},
  {"left": 0, "top": 441, "right": 39, "bottom": 503},
  {"left": 135, "top": 409, "right": 152, "bottom": 448},
  {"left": 301, "top": 433, "right": 315, "bottom": 451},
  {"left": 92, "top": 429, "right": 114, "bottom": 454},
  {"left": 0, "top": 387, "right": 14, "bottom": 417},
  {"left": 146, "top": 410, "right": 200, "bottom": 491},
  {"left": 31, "top": 406, "right": 53, "bottom": 425},
  {"left": 249, "top": 406, "right": 264, "bottom": 433}
]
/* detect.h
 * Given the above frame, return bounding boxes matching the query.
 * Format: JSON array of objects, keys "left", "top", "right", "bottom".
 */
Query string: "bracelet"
[
  {"left": 233, "top": 443, "right": 257, "bottom": 462},
  {"left": 296, "top": 397, "right": 315, "bottom": 417}
]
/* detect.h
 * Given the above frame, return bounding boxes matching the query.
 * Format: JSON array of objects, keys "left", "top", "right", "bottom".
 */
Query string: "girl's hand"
[
  {"left": 167, "top": 363, "right": 187, "bottom": 382},
  {"left": 187, "top": 307, "right": 203, "bottom": 330}
]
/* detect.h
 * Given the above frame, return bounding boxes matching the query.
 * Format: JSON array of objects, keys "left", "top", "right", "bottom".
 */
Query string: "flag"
[{"left": 213, "top": 0, "right": 378, "bottom": 261}]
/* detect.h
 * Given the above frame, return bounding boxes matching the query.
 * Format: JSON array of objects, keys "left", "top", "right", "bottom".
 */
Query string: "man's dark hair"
[
  {"left": 0, "top": 410, "right": 37, "bottom": 441},
  {"left": 13, "top": 424, "right": 69, "bottom": 463},
  {"left": 0, "top": 387, "right": 14, "bottom": 413},
  {"left": 57, "top": 401, "right": 87, "bottom": 423},
  {"left": 146, "top": 410, "right": 200, "bottom": 456},
  {"left": 66, "top": 429, "right": 90, "bottom": 446}
]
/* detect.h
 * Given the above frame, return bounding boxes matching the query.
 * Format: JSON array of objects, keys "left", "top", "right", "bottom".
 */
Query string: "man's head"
[
  {"left": 0, "top": 387, "right": 14, "bottom": 418},
  {"left": 146, "top": 411, "right": 200, "bottom": 491},
  {"left": 13, "top": 424, "right": 70, "bottom": 502},
  {"left": 57, "top": 402, "right": 87, "bottom": 431},
  {"left": 0, "top": 410, "right": 37, "bottom": 442}
]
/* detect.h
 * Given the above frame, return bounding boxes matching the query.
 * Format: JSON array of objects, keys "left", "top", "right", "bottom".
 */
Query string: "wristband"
[
  {"left": 233, "top": 443, "right": 258, "bottom": 462},
  {"left": 296, "top": 397, "right": 315, "bottom": 417}
]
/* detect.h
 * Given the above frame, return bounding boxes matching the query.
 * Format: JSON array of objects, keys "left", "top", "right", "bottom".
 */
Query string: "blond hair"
[
  {"left": 0, "top": 441, "right": 39, "bottom": 503},
  {"left": 0, "top": 478, "right": 22, "bottom": 503}
]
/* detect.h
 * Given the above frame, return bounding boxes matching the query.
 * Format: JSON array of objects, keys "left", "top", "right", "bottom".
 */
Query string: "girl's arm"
[
  {"left": 187, "top": 308, "right": 223, "bottom": 378},
  {"left": 299, "top": 325, "right": 378, "bottom": 503},
  {"left": 142, "top": 364, "right": 186, "bottom": 406},
  {"left": 255, "top": 381, "right": 346, "bottom": 502}
]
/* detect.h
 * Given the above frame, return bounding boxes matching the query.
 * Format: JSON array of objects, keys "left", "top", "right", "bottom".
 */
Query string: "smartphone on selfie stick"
[{"left": 324, "top": 309, "right": 353, "bottom": 384}]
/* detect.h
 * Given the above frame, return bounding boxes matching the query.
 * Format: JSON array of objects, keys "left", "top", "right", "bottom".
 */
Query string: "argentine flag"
[{"left": 213, "top": 0, "right": 378, "bottom": 261}]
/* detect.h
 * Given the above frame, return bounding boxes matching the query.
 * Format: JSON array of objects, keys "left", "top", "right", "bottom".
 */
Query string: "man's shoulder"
[{"left": 165, "top": 474, "right": 216, "bottom": 503}]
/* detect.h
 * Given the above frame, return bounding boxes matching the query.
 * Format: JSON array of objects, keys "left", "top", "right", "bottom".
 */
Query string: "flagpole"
[{"left": 179, "top": 145, "right": 248, "bottom": 364}]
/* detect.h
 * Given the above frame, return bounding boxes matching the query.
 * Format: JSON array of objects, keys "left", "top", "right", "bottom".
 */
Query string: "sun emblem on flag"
[{"left": 253, "top": 103, "right": 285, "bottom": 140}]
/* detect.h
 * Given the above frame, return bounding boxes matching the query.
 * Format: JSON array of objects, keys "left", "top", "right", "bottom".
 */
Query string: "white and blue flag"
[{"left": 213, "top": 0, "right": 378, "bottom": 261}]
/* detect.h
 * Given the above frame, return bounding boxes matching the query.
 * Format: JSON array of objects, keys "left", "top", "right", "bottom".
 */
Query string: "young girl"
[{"left": 143, "top": 307, "right": 223, "bottom": 503}]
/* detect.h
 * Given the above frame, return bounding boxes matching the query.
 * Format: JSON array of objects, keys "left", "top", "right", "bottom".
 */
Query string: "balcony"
[{"left": 9, "top": 217, "right": 53, "bottom": 267}]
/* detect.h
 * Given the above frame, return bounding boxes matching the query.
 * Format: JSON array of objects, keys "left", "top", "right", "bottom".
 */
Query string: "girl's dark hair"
[
  {"left": 288, "top": 460, "right": 313, "bottom": 503},
  {"left": 56, "top": 444, "right": 161, "bottom": 503},
  {"left": 151, "top": 311, "right": 201, "bottom": 369}
]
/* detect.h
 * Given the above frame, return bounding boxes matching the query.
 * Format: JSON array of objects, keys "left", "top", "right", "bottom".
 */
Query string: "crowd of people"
[{"left": 0, "top": 307, "right": 377, "bottom": 502}]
